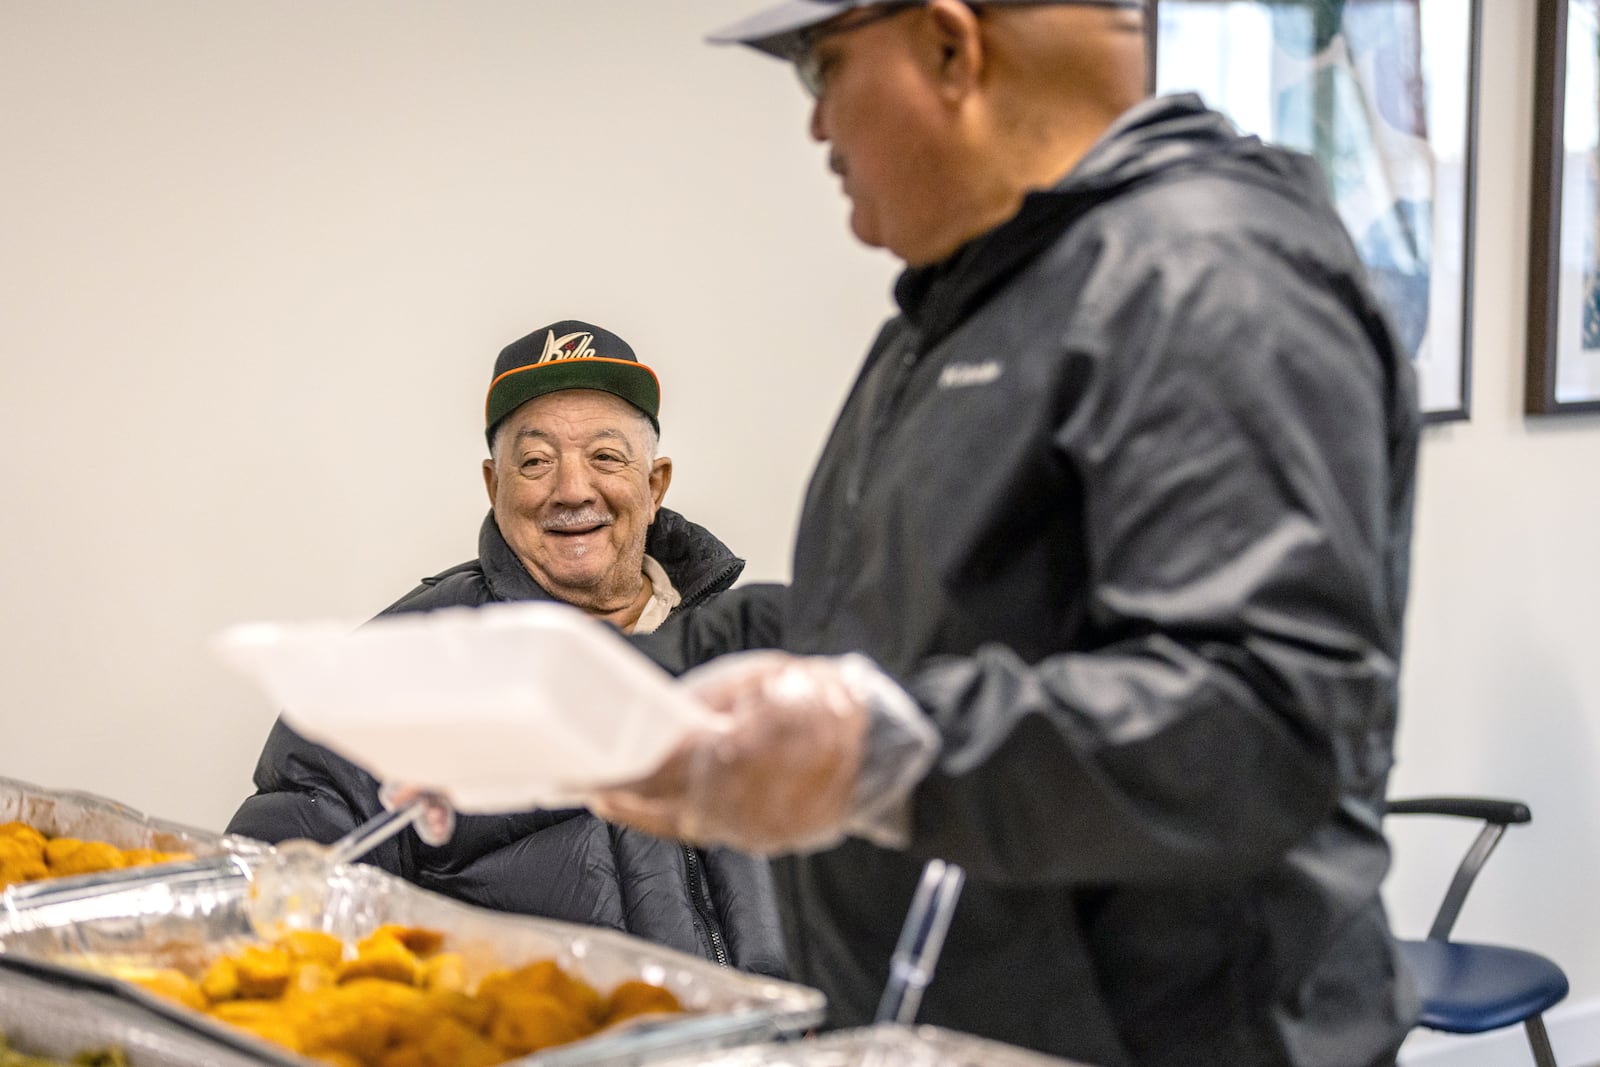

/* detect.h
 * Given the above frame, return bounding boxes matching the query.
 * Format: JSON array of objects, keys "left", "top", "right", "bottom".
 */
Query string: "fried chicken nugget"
[
  {"left": 375, "top": 924, "right": 445, "bottom": 957},
  {"left": 43, "top": 838, "right": 127, "bottom": 877},
  {"left": 211, "top": 1000, "right": 303, "bottom": 1054},
  {"left": 233, "top": 944, "right": 293, "bottom": 999},
  {"left": 393, "top": 1015, "right": 505, "bottom": 1067},
  {"left": 300, "top": 977, "right": 430, "bottom": 1061},
  {"left": 338, "top": 929, "right": 420, "bottom": 985},
  {"left": 0, "top": 822, "right": 46, "bottom": 855},
  {"left": 286, "top": 960, "right": 339, "bottom": 998},
  {"left": 0, "top": 839, "right": 48, "bottom": 888},
  {"left": 418, "top": 952, "right": 466, "bottom": 994},
  {"left": 284, "top": 929, "right": 345, "bottom": 968},
  {"left": 127, "top": 968, "right": 208, "bottom": 1013},
  {"left": 199, "top": 955, "right": 240, "bottom": 1002},
  {"left": 604, "top": 979, "right": 683, "bottom": 1025},
  {"left": 486, "top": 990, "right": 589, "bottom": 1056},
  {"left": 479, "top": 959, "right": 604, "bottom": 1026},
  {"left": 411, "top": 988, "right": 495, "bottom": 1033}
]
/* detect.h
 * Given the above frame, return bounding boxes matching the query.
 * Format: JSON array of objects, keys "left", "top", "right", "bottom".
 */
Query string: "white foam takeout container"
[{"left": 214, "top": 601, "right": 714, "bottom": 812}]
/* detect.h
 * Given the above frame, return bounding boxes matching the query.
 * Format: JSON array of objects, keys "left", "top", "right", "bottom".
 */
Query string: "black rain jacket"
[
  {"left": 228, "top": 509, "right": 787, "bottom": 979},
  {"left": 636, "top": 95, "right": 1421, "bottom": 1064}
]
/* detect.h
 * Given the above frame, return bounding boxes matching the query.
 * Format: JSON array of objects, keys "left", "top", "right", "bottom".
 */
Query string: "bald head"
[
  {"left": 977, "top": 3, "right": 1148, "bottom": 163},
  {"left": 799, "top": 0, "right": 1149, "bottom": 266}
]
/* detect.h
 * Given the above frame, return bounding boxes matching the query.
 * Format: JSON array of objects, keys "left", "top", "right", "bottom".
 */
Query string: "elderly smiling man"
[{"left": 227, "top": 319, "right": 785, "bottom": 978}]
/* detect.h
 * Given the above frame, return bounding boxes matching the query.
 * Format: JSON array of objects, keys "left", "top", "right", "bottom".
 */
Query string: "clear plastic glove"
[
  {"left": 377, "top": 784, "right": 456, "bottom": 848},
  {"left": 591, "top": 651, "right": 937, "bottom": 855},
  {"left": 248, "top": 786, "right": 456, "bottom": 938}
]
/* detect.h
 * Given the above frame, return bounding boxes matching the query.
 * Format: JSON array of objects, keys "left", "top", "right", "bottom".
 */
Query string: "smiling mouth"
[{"left": 547, "top": 523, "right": 606, "bottom": 537}]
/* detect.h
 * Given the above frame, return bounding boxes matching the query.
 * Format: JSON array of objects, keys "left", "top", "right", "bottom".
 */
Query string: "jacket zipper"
[
  {"left": 676, "top": 559, "right": 744, "bottom": 613},
  {"left": 682, "top": 845, "right": 730, "bottom": 967},
  {"left": 846, "top": 337, "right": 922, "bottom": 508}
]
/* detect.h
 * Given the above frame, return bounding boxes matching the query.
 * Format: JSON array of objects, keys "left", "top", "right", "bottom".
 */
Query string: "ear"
[
  {"left": 648, "top": 456, "right": 673, "bottom": 518},
  {"left": 482, "top": 457, "right": 498, "bottom": 505},
  {"left": 924, "top": 0, "right": 984, "bottom": 102}
]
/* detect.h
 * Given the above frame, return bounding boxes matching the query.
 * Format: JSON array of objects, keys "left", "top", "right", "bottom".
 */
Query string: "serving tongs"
[
  {"left": 850, "top": 858, "right": 966, "bottom": 1067},
  {"left": 0, "top": 794, "right": 449, "bottom": 944}
]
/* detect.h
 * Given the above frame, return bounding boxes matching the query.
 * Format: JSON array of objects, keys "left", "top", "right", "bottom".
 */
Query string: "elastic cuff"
[{"left": 834, "top": 654, "right": 940, "bottom": 849}]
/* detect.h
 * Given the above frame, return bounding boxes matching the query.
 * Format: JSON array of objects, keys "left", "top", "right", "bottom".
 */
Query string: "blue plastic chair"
[{"left": 1386, "top": 797, "right": 1569, "bottom": 1067}]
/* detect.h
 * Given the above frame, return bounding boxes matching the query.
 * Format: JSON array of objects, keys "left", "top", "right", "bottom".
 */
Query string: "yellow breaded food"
[
  {"left": 486, "top": 990, "right": 588, "bottom": 1056},
  {"left": 337, "top": 929, "right": 420, "bottom": 986},
  {"left": 0, "top": 842, "right": 49, "bottom": 889},
  {"left": 126, "top": 968, "right": 208, "bottom": 1013},
  {"left": 0, "top": 825, "right": 45, "bottom": 857},
  {"left": 283, "top": 929, "right": 345, "bottom": 968},
  {"left": 418, "top": 952, "right": 466, "bottom": 994},
  {"left": 118, "top": 924, "right": 684, "bottom": 1067},
  {"left": 198, "top": 955, "right": 240, "bottom": 1002},
  {"left": 479, "top": 958, "right": 604, "bottom": 1026},
  {"left": 0, "top": 824, "right": 192, "bottom": 890},
  {"left": 233, "top": 944, "right": 293, "bottom": 999},
  {"left": 605, "top": 978, "right": 684, "bottom": 1025},
  {"left": 211, "top": 1000, "right": 303, "bottom": 1054},
  {"left": 43, "top": 839, "right": 127, "bottom": 877}
]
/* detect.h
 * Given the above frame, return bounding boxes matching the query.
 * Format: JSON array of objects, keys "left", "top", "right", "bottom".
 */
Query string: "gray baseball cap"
[{"left": 707, "top": 0, "right": 1146, "bottom": 60}]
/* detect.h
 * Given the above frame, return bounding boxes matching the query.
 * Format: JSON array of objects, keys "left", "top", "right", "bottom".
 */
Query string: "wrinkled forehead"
[{"left": 496, "top": 389, "right": 656, "bottom": 450}]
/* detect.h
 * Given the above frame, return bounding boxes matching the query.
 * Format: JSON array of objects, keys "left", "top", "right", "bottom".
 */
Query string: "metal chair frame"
[{"left": 1386, "top": 796, "right": 1567, "bottom": 1067}]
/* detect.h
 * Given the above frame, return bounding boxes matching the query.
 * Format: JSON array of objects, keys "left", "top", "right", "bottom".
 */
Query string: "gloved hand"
[
  {"left": 378, "top": 783, "right": 456, "bottom": 848},
  {"left": 591, "top": 651, "right": 937, "bottom": 855}
]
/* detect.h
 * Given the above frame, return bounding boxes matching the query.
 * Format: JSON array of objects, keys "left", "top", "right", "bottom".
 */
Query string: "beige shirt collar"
[{"left": 629, "top": 554, "right": 681, "bottom": 635}]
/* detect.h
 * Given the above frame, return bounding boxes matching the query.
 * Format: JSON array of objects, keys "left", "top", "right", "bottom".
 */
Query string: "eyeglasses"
[{"left": 792, "top": 3, "right": 921, "bottom": 100}]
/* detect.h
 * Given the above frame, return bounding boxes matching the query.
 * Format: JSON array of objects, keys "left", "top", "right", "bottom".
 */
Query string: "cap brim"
[
  {"left": 706, "top": 0, "right": 863, "bottom": 59},
  {"left": 486, "top": 359, "right": 661, "bottom": 441}
]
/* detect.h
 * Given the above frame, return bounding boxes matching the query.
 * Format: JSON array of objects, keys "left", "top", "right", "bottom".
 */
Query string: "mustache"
[
  {"left": 828, "top": 151, "right": 845, "bottom": 177},
  {"left": 541, "top": 507, "right": 613, "bottom": 532}
]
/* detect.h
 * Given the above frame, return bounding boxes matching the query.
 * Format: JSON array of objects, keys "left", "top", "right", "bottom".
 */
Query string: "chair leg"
[{"left": 1525, "top": 1015, "right": 1558, "bottom": 1067}]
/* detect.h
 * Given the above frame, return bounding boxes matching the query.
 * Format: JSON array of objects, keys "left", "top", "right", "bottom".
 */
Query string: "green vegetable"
[{"left": 0, "top": 1031, "right": 128, "bottom": 1067}]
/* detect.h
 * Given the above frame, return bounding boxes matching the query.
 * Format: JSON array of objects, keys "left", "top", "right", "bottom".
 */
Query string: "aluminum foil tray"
[
  {"left": 0, "top": 852, "right": 825, "bottom": 1067},
  {"left": 0, "top": 774, "right": 238, "bottom": 858},
  {"left": 0, "top": 955, "right": 269, "bottom": 1067},
  {"left": 641, "top": 1024, "right": 1094, "bottom": 1067}
]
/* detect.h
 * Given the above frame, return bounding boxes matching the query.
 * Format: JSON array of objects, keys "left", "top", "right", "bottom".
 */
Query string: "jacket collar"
[
  {"left": 893, "top": 94, "right": 1247, "bottom": 349},
  {"left": 477, "top": 508, "right": 745, "bottom": 612}
]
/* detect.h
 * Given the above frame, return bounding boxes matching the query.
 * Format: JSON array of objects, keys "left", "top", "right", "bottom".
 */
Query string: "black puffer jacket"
[
  {"left": 228, "top": 509, "right": 786, "bottom": 978},
  {"left": 638, "top": 95, "right": 1419, "bottom": 1064}
]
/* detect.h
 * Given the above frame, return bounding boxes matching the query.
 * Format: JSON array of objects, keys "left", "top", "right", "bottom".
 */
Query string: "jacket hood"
[
  {"left": 479, "top": 507, "right": 744, "bottom": 610},
  {"left": 895, "top": 93, "right": 1329, "bottom": 345},
  {"left": 1064, "top": 92, "right": 1319, "bottom": 198}
]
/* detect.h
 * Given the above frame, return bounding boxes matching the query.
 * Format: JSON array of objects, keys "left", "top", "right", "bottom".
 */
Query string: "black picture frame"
[
  {"left": 1150, "top": 0, "right": 1482, "bottom": 423},
  {"left": 1527, "top": 0, "right": 1600, "bottom": 414}
]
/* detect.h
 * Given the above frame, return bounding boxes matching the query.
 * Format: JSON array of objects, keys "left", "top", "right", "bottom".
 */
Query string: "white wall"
[
  {"left": 0, "top": 0, "right": 896, "bottom": 822},
  {"left": 1386, "top": 0, "right": 1600, "bottom": 1060},
  {"left": 1, "top": 0, "right": 1595, "bottom": 1054},
  {"left": 1388, "top": 0, "right": 1600, "bottom": 1062}
]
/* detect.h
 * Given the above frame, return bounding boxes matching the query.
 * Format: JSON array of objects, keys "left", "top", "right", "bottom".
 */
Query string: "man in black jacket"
[
  {"left": 593, "top": 4, "right": 1420, "bottom": 1064},
  {"left": 228, "top": 319, "right": 786, "bottom": 978}
]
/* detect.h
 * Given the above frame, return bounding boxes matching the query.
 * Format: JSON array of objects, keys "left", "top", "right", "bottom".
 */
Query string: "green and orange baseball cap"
[{"left": 485, "top": 319, "right": 661, "bottom": 444}]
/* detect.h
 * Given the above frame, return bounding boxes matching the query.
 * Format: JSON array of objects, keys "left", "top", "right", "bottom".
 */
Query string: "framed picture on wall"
[
  {"left": 1151, "top": 0, "right": 1482, "bottom": 422},
  {"left": 1527, "top": 0, "right": 1600, "bottom": 414}
]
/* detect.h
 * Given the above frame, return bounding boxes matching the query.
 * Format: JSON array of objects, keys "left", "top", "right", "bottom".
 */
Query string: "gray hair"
[{"left": 489, "top": 404, "right": 658, "bottom": 462}]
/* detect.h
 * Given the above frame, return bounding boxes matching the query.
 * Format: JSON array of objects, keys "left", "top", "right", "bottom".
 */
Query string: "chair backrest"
[
  {"left": 1385, "top": 796, "right": 1529, "bottom": 940},
  {"left": 1383, "top": 795, "right": 1568, "bottom": 1067}
]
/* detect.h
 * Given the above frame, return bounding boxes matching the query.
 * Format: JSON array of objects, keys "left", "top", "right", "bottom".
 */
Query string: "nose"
[
  {"left": 549, "top": 458, "right": 597, "bottom": 506},
  {"left": 809, "top": 98, "right": 828, "bottom": 143}
]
